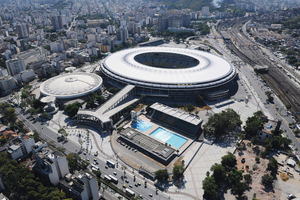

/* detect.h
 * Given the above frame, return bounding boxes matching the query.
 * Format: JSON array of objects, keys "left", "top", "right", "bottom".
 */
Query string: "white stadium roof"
[
  {"left": 40, "top": 72, "right": 103, "bottom": 99},
  {"left": 102, "top": 47, "right": 234, "bottom": 85}
]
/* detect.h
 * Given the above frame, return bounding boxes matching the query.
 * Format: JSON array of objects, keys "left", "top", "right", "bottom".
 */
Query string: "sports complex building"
[{"left": 101, "top": 47, "right": 237, "bottom": 99}]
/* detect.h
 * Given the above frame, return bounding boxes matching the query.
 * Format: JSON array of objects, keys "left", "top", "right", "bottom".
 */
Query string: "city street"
[{"left": 15, "top": 107, "right": 169, "bottom": 200}]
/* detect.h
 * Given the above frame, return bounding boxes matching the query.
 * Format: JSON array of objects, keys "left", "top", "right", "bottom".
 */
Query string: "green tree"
[
  {"left": 210, "top": 163, "right": 226, "bottom": 182},
  {"left": 221, "top": 152, "right": 237, "bottom": 170},
  {"left": 202, "top": 176, "right": 219, "bottom": 200},
  {"left": 203, "top": 108, "right": 242, "bottom": 136},
  {"left": 243, "top": 174, "right": 252, "bottom": 184},
  {"left": 267, "top": 158, "right": 278, "bottom": 175},
  {"left": 92, "top": 170, "right": 102, "bottom": 178},
  {"left": 233, "top": 181, "right": 248, "bottom": 197},
  {"left": 172, "top": 164, "right": 185, "bottom": 180},
  {"left": 66, "top": 153, "right": 89, "bottom": 172},
  {"left": 96, "top": 95, "right": 106, "bottom": 105},
  {"left": 3, "top": 107, "right": 17, "bottom": 122},
  {"left": 155, "top": 169, "right": 169, "bottom": 181},
  {"left": 228, "top": 168, "right": 243, "bottom": 186},
  {"left": 243, "top": 115, "right": 264, "bottom": 136},
  {"left": 261, "top": 174, "right": 273, "bottom": 188},
  {"left": 65, "top": 102, "right": 82, "bottom": 118},
  {"left": 40, "top": 112, "right": 51, "bottom": 120}
]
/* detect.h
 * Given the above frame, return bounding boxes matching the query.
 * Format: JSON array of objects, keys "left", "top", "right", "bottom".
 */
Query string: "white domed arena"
[
  {"left": 101, "top": 47, "right": 236, "bottom": 99},
  {"left": 40, "top": 72, "right": 103, "bottom": 100}
]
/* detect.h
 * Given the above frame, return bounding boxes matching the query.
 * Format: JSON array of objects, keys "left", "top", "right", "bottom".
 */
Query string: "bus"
[
  {"left": 91, "top": 164, "right": 99, "bottom": 170},
  {"left": 125, "top": 188, "right": 135, "bottom": 197},
  {"left": 106, "top": 160, "right": 115, "bottom": 168},
  {"left": 109, "top": 175, "right": 118, "bottom": 184},
  {"left": 104, "top": 175, "right": 111, "bottom": 181}
]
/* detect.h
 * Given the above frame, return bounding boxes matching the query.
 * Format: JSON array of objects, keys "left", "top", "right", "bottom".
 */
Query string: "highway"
[{"left": 14, "top": 107, "right": 169, "bottom": 200}]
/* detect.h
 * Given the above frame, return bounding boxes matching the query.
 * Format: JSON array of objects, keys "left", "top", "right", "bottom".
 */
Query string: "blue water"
[
  {"left": 150, "top": 127, "right": 187, "bottom": 149},
  {"left": 132, "top": 120, "right": 153, "bottom": 132}
]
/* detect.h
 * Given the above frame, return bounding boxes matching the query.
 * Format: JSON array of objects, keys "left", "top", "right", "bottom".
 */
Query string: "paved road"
[
  {"left": 15, "top": 107, "right": 169, "bottom": 200},
  {"left": 240, "top": 66, "right": 300, "bottom": 154}
]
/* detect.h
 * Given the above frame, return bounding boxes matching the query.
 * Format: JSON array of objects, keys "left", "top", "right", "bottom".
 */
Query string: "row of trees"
[{"left": 154, "top": 161, "right": 185, "bottom": 182}]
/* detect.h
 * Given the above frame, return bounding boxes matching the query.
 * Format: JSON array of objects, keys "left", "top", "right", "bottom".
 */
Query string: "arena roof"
[
  {"left": 102, "top": 47, "right": 234, "bottom": 86},
  {"left": 40, "top": 72, "right": 103, "bottom": 99}
]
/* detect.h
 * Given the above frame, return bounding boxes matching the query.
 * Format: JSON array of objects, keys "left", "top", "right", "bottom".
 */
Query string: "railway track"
[{"left": 218, "top": 19, "right": 300, "bottom": 117}]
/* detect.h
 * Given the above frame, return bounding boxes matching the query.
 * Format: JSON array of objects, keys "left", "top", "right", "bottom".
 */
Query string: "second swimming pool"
[{"left": 150, "top": 127, "right": 187, "bottom": 149}]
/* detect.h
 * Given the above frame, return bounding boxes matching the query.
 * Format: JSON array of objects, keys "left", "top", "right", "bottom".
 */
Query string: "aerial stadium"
[
  {"left": 101, "top": 47, "right": 237, "bottom": 99},
  {"left": 40, "top": 72, "right": 103, "bottom": 100}
]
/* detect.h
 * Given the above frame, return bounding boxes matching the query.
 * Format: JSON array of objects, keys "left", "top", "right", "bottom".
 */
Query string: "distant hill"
[{"left": 161, "top": 0, "right": 235, "bottom": 11}]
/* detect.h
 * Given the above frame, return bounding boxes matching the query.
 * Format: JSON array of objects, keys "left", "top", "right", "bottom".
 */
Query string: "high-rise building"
[
  {"left": 128, "top": 22, "right": 136, "bottom": 35},
  {"left": 191, "top": 12, "right": 197, "bottom": 20},
  {"left": 136, "top": 25, "right": 142, "bottom": 35},
  {"left": 167, "top": 16, "right": 182, "bottom": 28},
  {"left": 0, "top": 76, "right": 16, "bottom": 93},
  {"left": 16, "top": 24, "right": 30, "bottom": 39},
  {"left": 107, "top": 25, "right": 116, "bottom": 34},
  {"left": 182, "top": 14, "right": 191, "bottom": 27},
  {"left": 51, "top": 15, "right": 63, "bottom": 31},
  {"left": 135, "top": 13, "right": 142, "bottom": 22},
  {"left": 7, "top": 137, "right": 35, "bottom": 160},
  {"left": 158, "top": 17, "right": 167, "bottom": 31},
  {"left": 50, "top": 42, "right": 64, "bottom": 52},
  {"left": 33, "top": 145, "right": 70, "bottom": 186},
  {"left": 59, "top": 170, "right": 99, "bottom": 200},
  {"left": 202, "top": 6, "right": 209, "bottom": 16},
  {"left": 5, "top": 59, "right": 26, "bottom": 76},
  {"left": 116, "top": 26, "right": 128, "bottom": 43},
  {"left": 146, "top": 17, "right": 152, "bottom": 25}
]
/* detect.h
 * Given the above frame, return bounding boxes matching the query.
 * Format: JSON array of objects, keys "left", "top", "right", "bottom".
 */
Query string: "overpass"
[{"left": 77, "top": 85, "right": 139, "bottom": 129}]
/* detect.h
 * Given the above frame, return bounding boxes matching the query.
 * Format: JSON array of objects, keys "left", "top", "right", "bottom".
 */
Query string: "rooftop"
[
  {"left": 119, "top": 127, "right": 176, "bottom": 160},
  {"left": 40, "top": 72, "right": 103, "bottom": 99},
  {"left": 150, "top": 102, "right": 203, "bottom": 126}
]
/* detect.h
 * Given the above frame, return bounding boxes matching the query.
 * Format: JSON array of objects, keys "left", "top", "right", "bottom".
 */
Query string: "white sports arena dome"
[
  {"left": 40, "top": 72, "right": 103, "bottom": 99},
  {"left": 101, "top": 47, "right": 236, "bottom": 99}
]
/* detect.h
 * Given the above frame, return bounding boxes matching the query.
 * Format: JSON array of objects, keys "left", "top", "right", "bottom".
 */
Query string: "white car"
[{"left": 113, "top": 172, "right": 117, "bottom": 175}]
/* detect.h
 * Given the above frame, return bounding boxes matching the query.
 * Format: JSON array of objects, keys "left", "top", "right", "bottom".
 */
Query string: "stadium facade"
[{"left": 101, "top": 47, "right": 236, "bottom": 99}]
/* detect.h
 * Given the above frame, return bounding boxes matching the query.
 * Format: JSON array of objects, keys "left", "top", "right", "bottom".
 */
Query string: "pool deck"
[{"left": 124, "top": 115, "right": 193, "bottom": 153}]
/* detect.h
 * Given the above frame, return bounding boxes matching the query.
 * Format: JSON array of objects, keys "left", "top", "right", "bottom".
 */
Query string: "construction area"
[{"left": 233, "top": 140, "right": 300, "bottom": 200}]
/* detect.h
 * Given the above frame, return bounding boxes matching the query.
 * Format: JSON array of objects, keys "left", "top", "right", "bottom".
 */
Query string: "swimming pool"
[
  {"left": 132, "top": 120, "right": 153, "bottom": 132},
  {"left": 150, "top": 127, "right": 187, "bottom": 149}
]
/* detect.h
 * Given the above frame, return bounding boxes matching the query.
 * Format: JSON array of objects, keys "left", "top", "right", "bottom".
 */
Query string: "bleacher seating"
[{"left": 152, "top": 110, "right": 200, "bottom": 136}]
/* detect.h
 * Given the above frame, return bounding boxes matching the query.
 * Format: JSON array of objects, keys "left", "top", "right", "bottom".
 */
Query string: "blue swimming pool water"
[
  {"left": 132, "top": 120, "right": 153, "bottom": 132},
  {"left": 150, "top": 127, "right": 187, "bottom": 149}
]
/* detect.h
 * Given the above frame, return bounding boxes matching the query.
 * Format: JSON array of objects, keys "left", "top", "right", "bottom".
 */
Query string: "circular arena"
[
  {"left": 101, "top": 47, "right": 236, "bottom": 99},
  {"left": 40, "top": 72, "right": 103, "bottom": 100}
]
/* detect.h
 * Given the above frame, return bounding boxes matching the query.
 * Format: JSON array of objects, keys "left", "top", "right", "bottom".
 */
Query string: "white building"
[
  {"left": 107, "top": 25, "right": 116, "bottom": 34},
  {"left": 0, "top": 68, "right": 8, "bottom": 76},
  {"left": 50, "top": 42, "right": 64, "bottom": 52},
  {"left": 33, "top": 146, "right": 70, "bottom": 186},
  {"left": 87, "top": 34, "right": 96, "bottom": 42},
  {"left": 60, "top": 171, "right": 99, "bottom": 200},
  {"left": 0, "top": 76, "right": 16, "bottom": 92},
  {"left": 5, "top": 59, "right": 26, "bottom": 76},
  {"left": 14, "top": 69, "right": 36, "bottom": 83},
  {"left": 202, "top": 6, "right": 209, "bottom": 16},
  {"left": 7, "top": 137, "right": 35, "bottom": 160}
]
